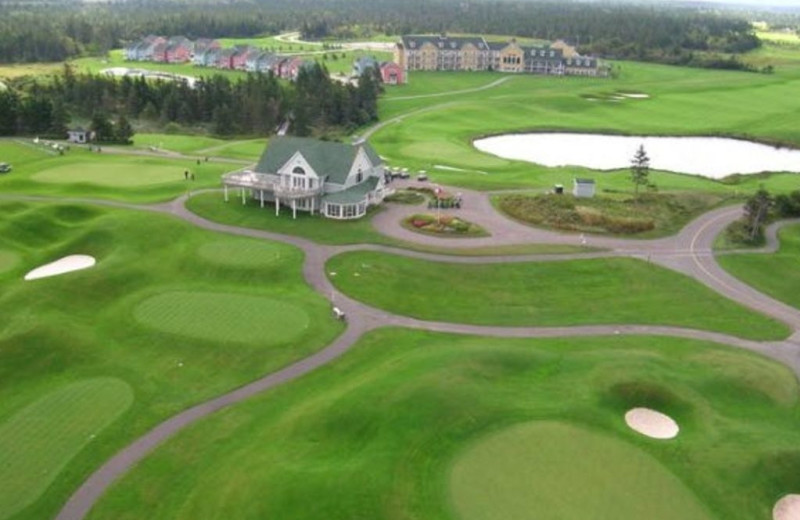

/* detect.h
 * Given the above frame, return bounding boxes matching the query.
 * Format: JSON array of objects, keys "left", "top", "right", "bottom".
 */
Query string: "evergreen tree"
[
  {"left": 90, "top": 111, "right": 114, "bottom": 142},
  {"left": 0, "top": 91, "right": 20, "bottom": 136},
  {"left": 115, "top": 114, "right": 134, "bottom": 144},
  {"left": 630, "top": 144, "right": 650, "bottom": 198},
  {"left": 49, "top": 99, "right": 70, "bottom": 138}
]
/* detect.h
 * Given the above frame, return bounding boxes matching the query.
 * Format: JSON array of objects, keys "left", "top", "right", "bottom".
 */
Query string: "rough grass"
[
  {"left": 326, "top": 251, "right": 789, "bottom": 340},
  {"left": 0, "top": 200, "right": 341, "bottom": 520},
  {"left": 495, "top": 192, "right": 732, "bottom": 237},
  {"left": 450, "top": 421, "right": 713, "bottom": 520},
  {"left": 86, "top": 329, "right": 800, "bottom": 520},
  {"left": 134, "top": 291, "right": 310, "bottom": 345},
  {"left": 0, "top": 378, "right": 134, "bottom": 520},
  {"left": 719, "top": 224, "right": 800, "bottom": 309},
  {"left": 0, "top": 250, "right": 20, "bottom": 274}
]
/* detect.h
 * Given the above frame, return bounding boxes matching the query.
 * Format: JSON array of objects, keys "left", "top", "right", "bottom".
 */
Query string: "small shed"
[
  {"left": 573, "top": 178, "right": 595, "bottom": 198},
  {"left": 67, "top": 128, "right": 91, "bottom": 144}
]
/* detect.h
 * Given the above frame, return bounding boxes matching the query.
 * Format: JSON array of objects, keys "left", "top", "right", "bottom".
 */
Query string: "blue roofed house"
[
  {"left": 352, "top": 56, "right": 379, "bottom": 77},
  {"left": 222, "top": 137, "right": 388, "bottom": 219}
]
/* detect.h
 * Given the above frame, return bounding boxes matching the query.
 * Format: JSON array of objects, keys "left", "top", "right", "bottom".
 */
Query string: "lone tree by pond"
[{"left": 630, "top": 144, "right": 650, "bottom": 198}]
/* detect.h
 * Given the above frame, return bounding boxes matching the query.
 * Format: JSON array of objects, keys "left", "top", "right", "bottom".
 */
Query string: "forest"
[
  {"left": 0, "top": 0, "right": 766, "bottom": 69},
  {"left": 0, "top": 63, "right": 382, "bottom": 139}
]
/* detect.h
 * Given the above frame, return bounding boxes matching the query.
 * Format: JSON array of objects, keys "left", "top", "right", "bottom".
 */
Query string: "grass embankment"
[
  {"left": 495, "top": 192, "right": 735, "bottom": 238},
  {"left": 0, "top": 201, "right": 341, "bottom": 520},
  {"left": 0, "top": 141, "right": 232, "bottom": 203},
  {"left": 87, "top": 328, "right": 800, "bottom": 520},
  {"left": 326, "top": 251, "right": 789, "bottom": 340},
  {"left": 186, "top": 191, "right": 593, "bottom": 256},
  {"left": 719, "top": 224, "right": 800, "bottom": 310},
  {"left": 131, "top": 134, "right": 265, "bottom": 161},
  {"left": 373, "top": 49, "right": 800, "bottom": 192}
]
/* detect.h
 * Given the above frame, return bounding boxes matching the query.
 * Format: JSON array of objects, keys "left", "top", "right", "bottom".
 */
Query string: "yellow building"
[{"left": 395, "top": 34, "right": 607, "bottom": 77}]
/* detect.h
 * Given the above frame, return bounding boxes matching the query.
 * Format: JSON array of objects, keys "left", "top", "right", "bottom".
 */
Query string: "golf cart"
[{"left": 0, "top": 163, "right": 11, "bottom": 174}]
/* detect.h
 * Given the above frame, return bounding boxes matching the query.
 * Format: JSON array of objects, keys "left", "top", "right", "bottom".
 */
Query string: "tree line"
[
  {"left": 0, "top": 0, "right": 762, "bottom": 70},
  {"left": 0, "top": 63, "right": 381, "bottom": 138}
]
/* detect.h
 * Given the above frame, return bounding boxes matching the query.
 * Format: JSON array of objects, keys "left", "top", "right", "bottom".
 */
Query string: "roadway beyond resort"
[{"left": 0, "top": 174, "right": 793, "bottom": 518}]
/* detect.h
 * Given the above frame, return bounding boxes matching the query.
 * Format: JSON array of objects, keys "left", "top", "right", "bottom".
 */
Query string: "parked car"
[{"left": 0, "top": 163, "right": 11, "bottom": 174}]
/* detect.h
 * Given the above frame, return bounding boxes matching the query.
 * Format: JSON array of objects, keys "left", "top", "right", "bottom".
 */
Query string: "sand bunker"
[
  {"left": 620, "top": 93, "right": 650, "bottom": 99},
  {"left": 625, "top": 408, "right": 679, "bottom": 439},
  {"left": 24, "top": 255, "right": 96, "bottom": 281},
  {"left": 774, "top": 495, "right": 800, "bottom": 520}
]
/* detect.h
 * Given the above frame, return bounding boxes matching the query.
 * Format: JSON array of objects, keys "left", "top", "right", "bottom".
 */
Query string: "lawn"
[
  {"left": 186, "top": 191, "right": 595, "bottom": 256},
  {"left": 371, "top": 44, "right": 800, "bottom": 192},
  {"left": 718, "top": 224, "right": 800, "bottom": 310},
  {"left": 494, "top": 191, "right": 737, "bottom": 238},
  {"left": 0, "top": 141, "right": 232, "bottom": 202},
  {"left": 0, "top": 200, "right": 342, "bottom": 520},
  {"left": 326, "top": 251, "right": 789, "bottom": 340},
  {"left": 86, "top": 328, "right": 800, "bottom": 520}
]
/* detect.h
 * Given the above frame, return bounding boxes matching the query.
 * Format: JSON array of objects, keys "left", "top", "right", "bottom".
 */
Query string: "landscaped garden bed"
[
  {"left": 402, "top": 213, "right": 488, "bottom": 237},
  {"left": 495, "top": 192, "right": 733, "bottom": 237}
]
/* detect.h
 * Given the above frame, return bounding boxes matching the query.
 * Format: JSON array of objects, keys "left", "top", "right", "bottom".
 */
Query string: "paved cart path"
[{"left": 3, "top": 186, "right": 799, "bottom": 520}]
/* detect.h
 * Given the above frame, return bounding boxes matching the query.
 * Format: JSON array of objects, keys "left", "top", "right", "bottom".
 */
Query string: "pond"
[{"left": 473, "top": 133, "right": 800, "bottom": 179}]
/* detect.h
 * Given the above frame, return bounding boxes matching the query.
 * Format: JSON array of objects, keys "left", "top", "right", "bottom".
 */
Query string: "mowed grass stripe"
[
  {"left": 326, "top": 251, "right": 789, "bottom": 340},
  {"left": 450, "top": 421, "right": 713, "bottom": 520},
  {"left": 134, "top": 291, "right": 310, "bottom": 345},
  {"left": 0, "top": 378, "right": 133, "bottom": 520}
]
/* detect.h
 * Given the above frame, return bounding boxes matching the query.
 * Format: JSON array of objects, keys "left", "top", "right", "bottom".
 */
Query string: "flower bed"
[{"left": 402, "top": 213, "right": 488, "bottom": 238}]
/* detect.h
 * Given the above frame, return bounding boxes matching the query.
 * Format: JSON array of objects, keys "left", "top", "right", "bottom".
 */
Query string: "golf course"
[{"left": 3, "top": 24, "right": 800, "bottom": 520}]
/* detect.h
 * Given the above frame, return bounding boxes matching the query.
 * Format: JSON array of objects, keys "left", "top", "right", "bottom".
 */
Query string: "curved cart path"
[{"left": 1, "top": 190, "right": 797, "bottom": 519}]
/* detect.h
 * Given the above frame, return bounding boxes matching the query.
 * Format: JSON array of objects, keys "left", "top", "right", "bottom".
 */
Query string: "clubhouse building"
[
  {"left": 395, "top": 35, "right": 608, "bottom": 77},
  {"left": 222, "top": 137, "right": 388, "bottom": 220}
]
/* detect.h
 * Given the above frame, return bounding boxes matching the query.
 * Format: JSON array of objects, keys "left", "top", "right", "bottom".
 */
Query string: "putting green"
[
  {"left": 0, "top": 250, "right": 20, "bottom": 274},
  {"left": 198, "top": 239, "right": 283, "bottom": 268},
  {"left": 450, "top": 421, "right": 713, "bottom": 520},
  {"left": 0, "top": 378, "right": 133, "bottom": 520},
  {"left": 32, "top": 162, "right": 184, "bottom": 187},
  {"left": 134, "top": 291, "right": 310, "bottom": 344}
]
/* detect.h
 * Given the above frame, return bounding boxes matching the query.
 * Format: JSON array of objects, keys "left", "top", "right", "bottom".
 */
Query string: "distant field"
[
  {"left": 374, "top": 42, "right": 800, "bottom": 192},
  {"left": 86, "top": 328, "right": 800, "bottom": 520}
]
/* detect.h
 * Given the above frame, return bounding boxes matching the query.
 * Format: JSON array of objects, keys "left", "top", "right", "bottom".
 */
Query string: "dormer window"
[{"left": 292, "top": 166, "right": 306, "bottom": 175}]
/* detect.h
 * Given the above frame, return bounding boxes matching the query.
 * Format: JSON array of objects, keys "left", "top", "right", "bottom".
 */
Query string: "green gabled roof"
[
  {"left": 322, "top": 176, "right": 379, "bottom": 204},
  {"left": 255, "top": 137, "right": 382, "bottom": 185}
]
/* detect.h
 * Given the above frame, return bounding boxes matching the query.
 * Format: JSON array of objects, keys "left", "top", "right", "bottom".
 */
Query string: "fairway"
[
  {"left": 134, "top": 291, "right": 310, "bottom": 344},
  {"left": 326, "top": 251, "right": 789, "bottom": 340},
  {"left": 0, "top": 378, "right": 133, "bottom": 520},
  {"left": 32, "top": 162, "right": 185, "bottom": 187},
  {"left": 86, "top": 329, "right": 800, "bottom": 520},
  {"left": 719, "top": 224, "right": 800, "bottom": 310},
  {"left": 0, "top": 200, "right": 341, "bottom": 520},
  {"left": 197, "top": 239, "right": 283, "bottom": 267},
  {"left": 450, "top": 421, "right": 712, "bottom": 520}
]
